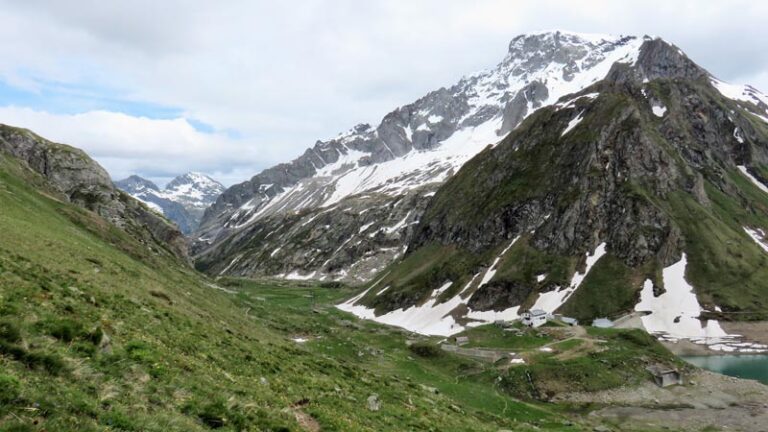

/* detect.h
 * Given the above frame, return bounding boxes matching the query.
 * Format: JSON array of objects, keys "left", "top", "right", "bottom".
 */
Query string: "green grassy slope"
[
  {"left": 0, "top": 150, "right": 604, "bottom": 430},
  {"left": 368, "top": 76, "right": 768, "bottom": 323}
]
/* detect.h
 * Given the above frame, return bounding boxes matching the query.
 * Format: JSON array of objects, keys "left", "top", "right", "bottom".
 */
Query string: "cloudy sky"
[{"left": 1, "top": 0, "right": 766, "bottom": 187}]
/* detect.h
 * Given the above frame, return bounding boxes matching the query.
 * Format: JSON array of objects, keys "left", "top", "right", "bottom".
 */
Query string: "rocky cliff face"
[
  {"left": 116, "top": 172, "right": 224, "bottom": 234},
  {"left": 0, "top": 124, "right": 189, "bottom": 262},
  {"left": 339, "top": 37, "right": 768, "bottom": 338},
  {"left": 195, "top": 31, "right": 656, "bottom": 282}
]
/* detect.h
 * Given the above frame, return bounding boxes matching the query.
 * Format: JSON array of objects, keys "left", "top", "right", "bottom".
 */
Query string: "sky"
[{"left": 0, "top": 0, "right": 767, "bottom": 187}]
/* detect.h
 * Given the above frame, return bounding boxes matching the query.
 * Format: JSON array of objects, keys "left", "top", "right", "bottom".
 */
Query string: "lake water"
[{"left": 682, "top": 355, "right": 768, "bottom": 384}]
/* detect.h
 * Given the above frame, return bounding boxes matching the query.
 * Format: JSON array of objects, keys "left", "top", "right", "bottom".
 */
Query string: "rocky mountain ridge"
[
  {"left": 194, "top": 31, "right": 656, "bottom": 282},
  {"left": 116, "top": 172, "right": 224, "bottom": 234},
  {"left": 339, "top": 37, "right": 768, "bottom": 351}
]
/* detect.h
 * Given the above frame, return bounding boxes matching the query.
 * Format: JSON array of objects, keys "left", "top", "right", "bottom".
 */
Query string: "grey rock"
[
  {"left": 0, "top": 124, "right": 189, "bottom": 263},
  {"left": 366, "top": 394, "right": 381, "bottom": 411},
  {"left": 194, "top": 32, "right": 646, "bottom": 282}
]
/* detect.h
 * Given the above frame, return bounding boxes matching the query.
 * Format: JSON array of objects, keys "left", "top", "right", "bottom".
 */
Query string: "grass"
[
  {"left": 0, "top": 151, "right": 601, "bottom": 431},
  {"left": 660, "top": 181, "right": 768, "bottom": 316},
  {"left": 558, "top": 255, "right": 646, "bottom": 321},
  {"left": 501, "top": 328, "right": 686, "bottom": 402},
  {"left": 454, "top": 324, "right": 552, "bottom": 350}
]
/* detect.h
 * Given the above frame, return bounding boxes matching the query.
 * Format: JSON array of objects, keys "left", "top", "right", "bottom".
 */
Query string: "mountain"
[
  {"left": 339, "top": 36, "right": 768, "bottom": 350},
  {"left": 0, "top": 119, "right": 672, "bottom": 432},
  {"left": 194, "top": 31, "right": 651, "bottom": 282},
  {"left": 116, "top": 172, "right": 225, "bottom": 234},
  {"left": 0, "top": 123, "right": 188, "bottom": 262},
  {"left": 194, "top": 31, "right": 768, "bottom": 352}
]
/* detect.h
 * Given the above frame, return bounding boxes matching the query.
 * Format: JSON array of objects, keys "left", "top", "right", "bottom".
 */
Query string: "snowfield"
[
  {"left": 531, "top": 243, "right": 607, "bottom": 313},
  {"left": 744, "top": 227, "right": 768, "bottom": 253},
  {"left": 226, "top": 33, "right": 647, "bottom": 234},
  {"left": 635, "top": 254, "right": 767, "bottom": 353},
  {"left": 338, "top": 241, "right": 607, "bottom": 336},
  {"left": 738, "top": 165, "right": 768, "bottom": 195}
]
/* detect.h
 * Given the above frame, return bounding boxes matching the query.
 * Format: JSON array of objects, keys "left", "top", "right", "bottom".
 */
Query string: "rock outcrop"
[
  {"left": 194, "top": 31, "right": 655, "bottom": 283},
  {"left": 342, "top": 37, "right": 768, "bottom": 329},
  {"left": 0, "top": 124, "right": 189, "bottom": 262}
]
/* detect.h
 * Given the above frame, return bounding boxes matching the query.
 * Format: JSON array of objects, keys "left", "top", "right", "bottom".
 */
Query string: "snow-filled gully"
[
  {"left": 337, "top": 239, "right": 605, "bottom": 337},
  {"left": 634, "top": 254, "right": 767, "bottom": 353},
  {"left": 339, "top": 244, "right": 768, "bottom": 353}
]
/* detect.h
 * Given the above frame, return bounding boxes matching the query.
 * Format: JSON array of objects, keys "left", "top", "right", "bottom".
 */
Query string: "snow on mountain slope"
[
  {"left": 195, "top": 31, "right": 654, "bottom": 282},
  {"left": 336, "top": 240, "right": 611, "bottom": 336},
  {"left": 216, "top": 32, "right": 644, "bottom": 230},
  {"left": 197, "top": 30, "right": 768, "bottom": 285},
  {"left": 116, "top": 172, "right": 224, "bottom": 234},
  {"left": 164, "top": 172, "right": 225, "bottom": 208},
  {"left": 635, "top": 256, "right": 767, "bottom": 352}
]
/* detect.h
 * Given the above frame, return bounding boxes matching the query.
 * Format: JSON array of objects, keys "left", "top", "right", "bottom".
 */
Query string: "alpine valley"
[
  {"left": 196, "top": 31, "right": 768, "bottom": 347},
  {"left": 3, "top": 29, "right": 768, "bottom": 432}
]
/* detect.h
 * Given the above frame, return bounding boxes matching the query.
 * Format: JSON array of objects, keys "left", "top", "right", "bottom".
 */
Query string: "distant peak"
[
  {"left": 115, "top": 175, "right": 159, "bottom": 192},
  {"left": 166, "top": 172, "right": 224, "bottom": 191},
  {"left": 507, "top": 30, "right": 633, "bottom": 50}
]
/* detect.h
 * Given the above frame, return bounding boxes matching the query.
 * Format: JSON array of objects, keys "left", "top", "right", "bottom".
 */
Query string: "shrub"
[
  {"left": 0, "top": 374, "right": 20, "bottom": 405},
  {"left": 0, "top": 320, "right": 22, "bottom": 343},
  {"left": 47, "top": 319, "right": 84, "bottom": 342},
  {"left": 408, "top": 342, "right": 442, "bottom": 358}
]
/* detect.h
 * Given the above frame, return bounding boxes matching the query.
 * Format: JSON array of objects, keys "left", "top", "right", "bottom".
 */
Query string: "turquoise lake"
[{"left": 682, "top": 355, "right": 768, "bottom": 384}]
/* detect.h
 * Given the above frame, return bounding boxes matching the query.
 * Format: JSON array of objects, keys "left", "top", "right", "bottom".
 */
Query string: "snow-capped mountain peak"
[
  {"left": 115, "top": 174, "right": 160, "bottom": 193},
  {"left": 116, "top": 172, "right": 225, "bottom": 234},
  {"left": 196, "top": 31, "right": 755, "bottom": 285},
  {"left": 164, "top": 172, "right": 225, "bottom": 208},
  {"left": 203, "top": 31, "right": 646, "bottom": 232}
]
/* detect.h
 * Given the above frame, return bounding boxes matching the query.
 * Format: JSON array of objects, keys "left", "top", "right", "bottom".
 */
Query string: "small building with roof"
[
  {"left": 646, "top": 365, "right": 683, "bottom": 387},
  {"left": 521, "top": 309, "right": 549, "bottom": 328}
]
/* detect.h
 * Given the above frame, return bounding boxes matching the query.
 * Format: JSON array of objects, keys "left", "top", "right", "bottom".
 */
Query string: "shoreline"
[{"left": 662, "top": 320, "right": 768, "bottom": 356}]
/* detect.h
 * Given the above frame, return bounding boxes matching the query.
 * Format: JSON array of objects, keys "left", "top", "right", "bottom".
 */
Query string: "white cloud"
[
  {"left": 0, "top": 0, "right": 767, "bottom": 185},
  {"left": 0, "top": 107, "right": 281, "bottom": 186}
]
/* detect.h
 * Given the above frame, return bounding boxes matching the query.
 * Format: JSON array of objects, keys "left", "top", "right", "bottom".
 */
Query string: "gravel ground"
[{"left": 556, "top": 370, "right": 768, "bottom": 431}]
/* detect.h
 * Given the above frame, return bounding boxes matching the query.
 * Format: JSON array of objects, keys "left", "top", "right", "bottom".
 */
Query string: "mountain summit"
[
  {"left": 334, "top": 34, "right": 768, "bottom": 349},
  {"left": 116, "top": 172, "right": 224, "bottom": 234},
  {"left": 194, "top": 31, "right": 663, "bottom": 281},
  {"left": 194, "top": 32, "right": 768, "bottom": 349}
]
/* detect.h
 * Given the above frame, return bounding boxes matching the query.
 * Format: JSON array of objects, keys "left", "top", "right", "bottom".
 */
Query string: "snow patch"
[
  {"left": 652, "top": 105, "right": 667, "bottom": 117},
  {"left": 737, "top": 165, "right": 768, "bottom": 194},
  {"left": 632, "top": 256, "right": 758, "bottom": 351},
  {"left": 338, "top": 282, "right": 466, "bottom": 336},
  {"left": 561, "top": 111, "right": 584, "bottom": 136},
  {"left": 744, "top": 227, "right": 768, "bottom": 253},
  {"left": 478, "top": 237, "right": 521, "bottom": 287},
  {"left": 531, "top": 243, "right": 607, "bottom": 313},
  {"left": 733, "top": 128, "right": 744, "bottom": 144}
]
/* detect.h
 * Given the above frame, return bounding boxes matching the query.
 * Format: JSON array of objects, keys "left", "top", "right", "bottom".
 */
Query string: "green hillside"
[{"left": 0, "top": 140, "right": 618, "bottom": 431}]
